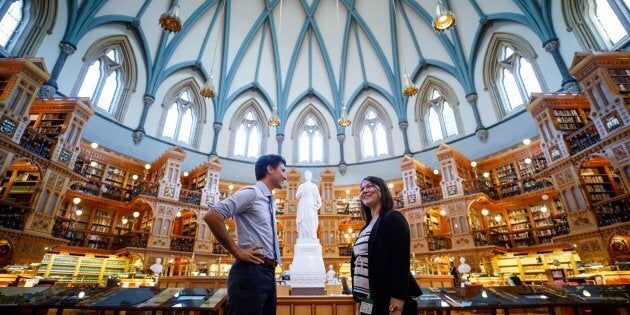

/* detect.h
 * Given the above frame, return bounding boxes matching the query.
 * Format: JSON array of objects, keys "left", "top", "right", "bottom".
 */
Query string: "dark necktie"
[{"left": 268, "top": 195, "right": 278, "bottom": 262}]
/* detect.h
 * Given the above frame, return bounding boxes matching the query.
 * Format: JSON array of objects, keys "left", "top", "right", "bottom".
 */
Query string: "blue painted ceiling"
[{"left": 63, "top": 0, "right": 558, "bottom": 134}]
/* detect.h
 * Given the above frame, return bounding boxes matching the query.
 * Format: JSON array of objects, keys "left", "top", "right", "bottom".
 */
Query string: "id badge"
[{"left": 359, "top": 298, "right": 374, "bottom": 314}]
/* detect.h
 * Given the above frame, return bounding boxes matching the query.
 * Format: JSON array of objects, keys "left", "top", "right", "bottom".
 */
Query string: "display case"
[{"left": 37, "top": 253, "right": 129, "bottom": 285}]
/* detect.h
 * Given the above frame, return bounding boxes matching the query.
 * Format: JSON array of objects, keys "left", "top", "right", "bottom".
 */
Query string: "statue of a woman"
[{"left": 296, "top": 170, "right": 322, "bottom": 240}]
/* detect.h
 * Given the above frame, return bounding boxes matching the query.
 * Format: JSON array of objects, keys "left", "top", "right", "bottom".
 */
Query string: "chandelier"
[
  {"left": 268, "top": 107, "right": 281, "bottom": 127},
  {"left": 200, "top": 75, "right": 216, "bottom": 98},
  {"left": 402, "top": 73, "right": 418, "bottom": 97},
  {"left": 159, "top": 5, "right": 182, "bottom": 33},
  {"left": 433, "top": 0, "right": 456, "bottom": 32},
  {"left": 338, "top": 104, "right": 351, "bottom": 127}
]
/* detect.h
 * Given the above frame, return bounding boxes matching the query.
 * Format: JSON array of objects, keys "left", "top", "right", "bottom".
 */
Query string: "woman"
[{"left": 351, "top": 176, "right": 421, "bottom": 315}]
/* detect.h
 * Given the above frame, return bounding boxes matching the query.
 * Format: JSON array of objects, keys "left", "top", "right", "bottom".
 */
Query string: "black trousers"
[{"left": 226, "top": 260, "right": 277, "bottom": 315}]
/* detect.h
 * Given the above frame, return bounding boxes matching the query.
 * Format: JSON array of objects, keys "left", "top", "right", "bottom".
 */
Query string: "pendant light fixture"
[
  {"left": 159, "top": 4, "right": 182, "bottom": 33},
  {"left": 433, "top": 0, "right": 456, "bottom": 32}
]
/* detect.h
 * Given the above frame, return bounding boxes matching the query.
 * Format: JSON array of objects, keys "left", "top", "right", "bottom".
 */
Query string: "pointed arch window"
[
  {"left": 233, "top": 110, "right": 262, "bottom": 158},
  {"left": 564, "top": 0, "right": 629, "bottom": 50},
  {"left": 359, "top": 107, "right": 389, "bottom": 159},
  {"left": 297, "top": 115, "right": 324, "bottom": 163},
  {"left": 162, "top": 89, "right": 197, "bottom": 144},
  {"left": 0, "top": 0, "right": 24, "bottom": 49},
  {"left": 425, "top": 89, "right": 460, "bottom": 143},
  {"left": 417, "top": 78, "right": 463, "bottom": 147},
  {"left": 498, "top": 45, "right": 542, "bottom": 112},
  {"left": 77, "top": 48, "right": 123, "bottom": 114},
  {"left": 72, "top": 36, "right": 138, "bottom": 121}
]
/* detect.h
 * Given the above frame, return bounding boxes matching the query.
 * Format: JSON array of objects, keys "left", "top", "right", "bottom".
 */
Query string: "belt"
[{"left": 262, "top": 257, "right": 278, "bottom": 268}]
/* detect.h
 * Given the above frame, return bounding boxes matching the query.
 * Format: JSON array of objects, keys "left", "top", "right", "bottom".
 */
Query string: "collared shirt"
[{"left": 209, "top": 181, "right": 281, "bottom": 264}]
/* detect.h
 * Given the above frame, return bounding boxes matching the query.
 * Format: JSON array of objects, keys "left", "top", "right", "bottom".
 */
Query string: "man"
[{"left": 204, "top": 154, "right": 286, "bottom": 315}]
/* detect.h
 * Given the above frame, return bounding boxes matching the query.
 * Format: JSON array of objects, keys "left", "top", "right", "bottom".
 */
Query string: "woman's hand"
[{"left": 389, "top": 297, "right": 404, "bottom": 314}]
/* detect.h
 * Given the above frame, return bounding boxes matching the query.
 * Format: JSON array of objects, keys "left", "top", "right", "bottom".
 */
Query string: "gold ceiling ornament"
[
  {"left": 200, "top": 75, "right": 216, "bottom": 98},
  {"left": 268, "top": 107, "right": 281, "bottom": 127},
  {"left": 433, "top": 0, "right": 456, "bottom": 32},
  {"left": 402, "top": 73, "right": 418, "bottom": 97},
  {"left": 338, "top": 104, "right": 351, "bottom": 127},
  {"left": 159, "top": 5, "right": 182, "bottom": 33}
]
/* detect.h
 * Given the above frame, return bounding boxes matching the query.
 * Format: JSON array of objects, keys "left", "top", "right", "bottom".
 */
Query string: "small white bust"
[
  {"left": 326, "top": 264, "right": 337, "bottom": 284},
  {"left": 150, "top": 258, "right": 163, "bottom": 276},
  {"left": 457, "top": 256, "right": 471, "bottom": 274}
]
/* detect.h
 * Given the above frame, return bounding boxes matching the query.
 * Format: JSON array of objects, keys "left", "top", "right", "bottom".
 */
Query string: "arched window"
[
  {"left": 483, "top": 33, "right": 546, "bottom": 119},
  {"left": 0, "top": 0, "right": 55, "bottom": 57},
  {"left": 229, "top": 100, "right": 268, "bottom": 159},
  {"left": 291, "top": 105, "right": 330, "bottom": 163},
  {"left": 353, "top": 98, "right": 393, "bottom": 160},
  {"left": 298, "top": 115, "right": 324, "bottom": 162},
  {"left": 0, "top": 0, "right": 24, "bottom": 48},
  {"left": 417, "top": 77, "right": 462, "bottom": 146},
  {"left": 162, "top": 89, "right": 196, "bottom": 144},
  {"left": 497, "top": 46, "right": 542, "bottom": 111},
  {"left": 159, "top": 78, "right": 206, "bottom": 148},
  {"left": 563, "top": 0, "right": 629, "bottom": 50},
  {"left": 77, "top": 48, "right": 122, "bottom": 113},
  {"left": 72, "top": 36, "right": 138, "bottom": 121}
]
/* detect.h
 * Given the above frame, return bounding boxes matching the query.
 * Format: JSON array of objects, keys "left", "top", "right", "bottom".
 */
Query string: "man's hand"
[{"left": 235, "top": 245, "right": 265, "bottom": 264}]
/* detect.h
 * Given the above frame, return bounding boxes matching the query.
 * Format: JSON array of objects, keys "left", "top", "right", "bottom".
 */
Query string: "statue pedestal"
[{"left": 290, "top": 238, "right": 326, "bottom": 295}]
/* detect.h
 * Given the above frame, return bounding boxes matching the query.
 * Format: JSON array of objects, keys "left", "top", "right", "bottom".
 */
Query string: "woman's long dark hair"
[{"left": 359, "top": 176, "right": 394, "bottom": 224}]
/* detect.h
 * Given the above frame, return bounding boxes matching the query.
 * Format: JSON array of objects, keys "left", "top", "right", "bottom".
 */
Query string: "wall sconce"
[
  {"left": 481, "top": 208, "right": 489, "bottom": 216},
  {"left": 183, "top": 171, "right": 189, "bottom": 177},
  {"left": 433, "top": 169, "right": 439, "bottom": 175},
  {"left": 494, "top": 214, "right": 502, "bottom": 222},
  {"left": 133, "top": 211, "right": 140, "bottom": 218},
  {"left": 440, "top": 209, "right": 446, "bottom": 216},
  {"left": 176, "top": 211, "right": 182, "bottom": 217}
]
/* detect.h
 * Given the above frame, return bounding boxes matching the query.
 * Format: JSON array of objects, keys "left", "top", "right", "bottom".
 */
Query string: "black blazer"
[{"left": 351, "top": 210, "right": 421, "bottom": 310}]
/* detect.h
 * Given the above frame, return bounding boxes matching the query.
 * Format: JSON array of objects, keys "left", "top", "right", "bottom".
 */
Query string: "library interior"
[{"left": 0, "top": 0, "right": 628, "bottom": 314}]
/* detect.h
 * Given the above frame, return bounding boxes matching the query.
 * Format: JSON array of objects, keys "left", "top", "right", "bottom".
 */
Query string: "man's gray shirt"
[{"left": 209, "top": 181, "right": 281, "bottom": 264}]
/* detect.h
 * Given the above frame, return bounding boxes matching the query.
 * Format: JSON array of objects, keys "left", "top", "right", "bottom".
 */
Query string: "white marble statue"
[
  {"left": 296, "top": 170, "right": 322, "bottom": 240},
  {"left": 457, "top": 257, "right": 472, "bottom": 286},
  {"left": 150, "top": 258, "right": 163, "bottom": 276},
  {"left": 326, "top": 265, "right": 337, "bottom": 284}
]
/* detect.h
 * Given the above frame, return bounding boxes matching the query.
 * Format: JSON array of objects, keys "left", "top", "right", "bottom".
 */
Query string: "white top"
[{"left": 352, "top": 220, "right": 376, "bottom": 299}]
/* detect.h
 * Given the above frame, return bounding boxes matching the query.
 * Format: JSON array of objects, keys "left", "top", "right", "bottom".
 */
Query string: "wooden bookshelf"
[
  {"left": 28, "top": 112, "right": 68, "bottom": 138},
  {"left": 0, "top": 161, "right": 40, "bottom": 205}
]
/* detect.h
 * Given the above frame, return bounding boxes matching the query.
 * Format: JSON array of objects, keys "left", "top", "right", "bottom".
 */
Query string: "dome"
[{"left": 25, "top": 0, "right": 585, "bottom": 183}]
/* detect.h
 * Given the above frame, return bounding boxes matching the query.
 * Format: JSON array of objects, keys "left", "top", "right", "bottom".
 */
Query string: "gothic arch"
[
  {"left": 228, "top": 98, "right": 270, "bottom": 159},
  {"left": 483, "top": 32, "right": 548, "bottom": 120},
  {"left": 290, "top": 104, "right": 331, "bottom": 164},
  {"left": 71, "top": 35, "right": 138, "bottom": 122},
  {"left": 351, "top": 97, "right": 394, "bottom": 161},
  {"left": 415, "top": 76, "right": 463, "bottom": 147},
  {"left": 157, "top": 77, "right": 206, "bottom": 148}
]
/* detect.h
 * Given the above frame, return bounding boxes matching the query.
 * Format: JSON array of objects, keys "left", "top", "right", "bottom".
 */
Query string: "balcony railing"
[
  {"left": 70, "top": 182, "right": 132, "bottom": 202},
  {"left": 212, "top": 243, "right": 230, "bottom": 255},
  {"left": 567, "top": 123, "right": 600, "bottom": 155},
  {"left": 170, "top": 235, "right": 195, "bottom": 252},
  {"left": 112, "top": 231, "right": 149, "bottom": 250},
  {"left": 129, "top": 181, "right": 159, "bottom": 199},
  {"left": 593, "top": 194, "right": 630, "bottom": 227},
  {"left": 338, "top": 245, "right": 352, "bottom": 256},
  {"left": 421, "top": 187, "right": 443, "bottom": 204},
  {"left": 427, "top": 235, "right": 452, "bottom": 251},
  {"left": 0, "top": 200, "right": 30, "bottom": 230},
  {"left": 19, "top": 128, "right": 54, "bottom": 159},
  {"left": 179, "top": 188, "right": 202, "bottom": 206},
  {"left": 462, "top": 179, "right": 499, "bottom": 199}
]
